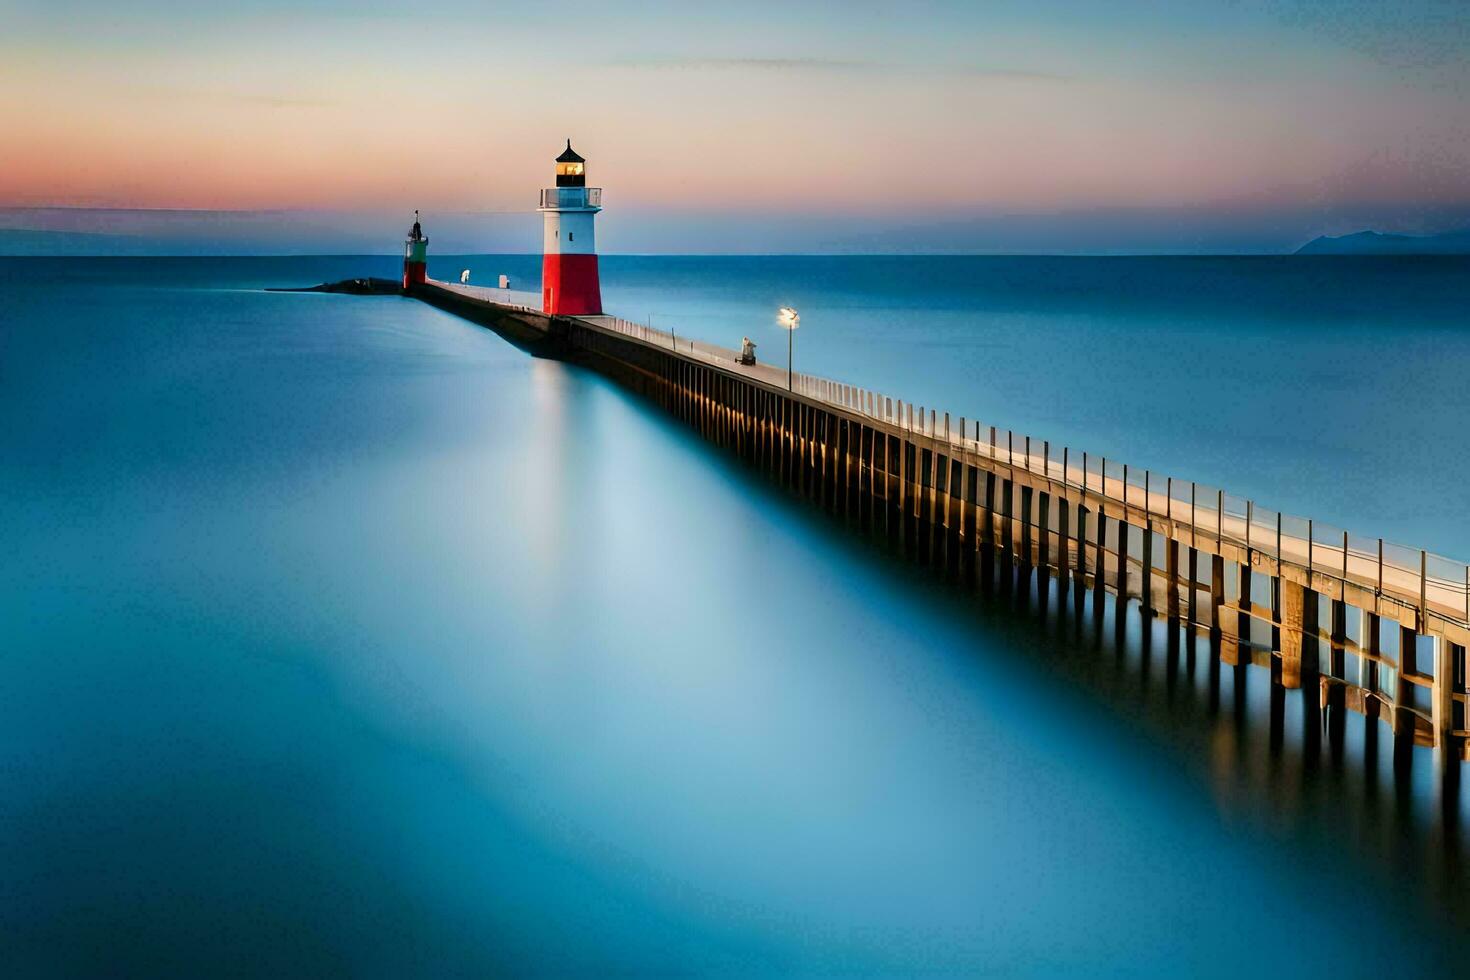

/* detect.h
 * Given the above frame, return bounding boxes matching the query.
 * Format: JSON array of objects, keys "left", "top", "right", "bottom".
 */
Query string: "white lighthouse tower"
[{"left": 539, "top": 140, "right": 602, "bottom": 315}]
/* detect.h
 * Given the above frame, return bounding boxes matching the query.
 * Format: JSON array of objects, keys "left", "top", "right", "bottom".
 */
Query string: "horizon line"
[{"left": 5, "top": 250, "right": 1463, "bottom": 260}]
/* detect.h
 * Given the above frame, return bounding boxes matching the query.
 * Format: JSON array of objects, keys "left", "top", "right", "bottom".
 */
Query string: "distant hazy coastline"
[
  {"left": 1295, "top": 228, "right": 1470, "bottom": 255},
  {"left": 6, "top": 206, "right": 1470, "bottom": 257}
]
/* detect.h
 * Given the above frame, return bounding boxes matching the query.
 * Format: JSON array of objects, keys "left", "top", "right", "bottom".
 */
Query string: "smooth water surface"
[{"left": 2, "top": 257, "right": 1468, "bottom": 976}]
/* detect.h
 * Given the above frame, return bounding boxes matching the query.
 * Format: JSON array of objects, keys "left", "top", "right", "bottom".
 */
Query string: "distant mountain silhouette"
[{"left": 1295, "top": 229, "right": 1470, "bottom": 255}]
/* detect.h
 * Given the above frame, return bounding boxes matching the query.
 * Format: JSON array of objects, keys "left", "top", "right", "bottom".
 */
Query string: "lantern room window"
[{"left": 555, "top": 140, "right": 587, "bottom": 187}]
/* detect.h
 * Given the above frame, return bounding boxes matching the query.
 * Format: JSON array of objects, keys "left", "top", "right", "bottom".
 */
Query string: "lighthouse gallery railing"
[{"left": 539, "top": 187, "right": 603, "bottom": 209}]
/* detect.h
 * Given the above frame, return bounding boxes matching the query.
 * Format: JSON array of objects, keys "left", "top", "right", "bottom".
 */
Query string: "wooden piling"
[
  {"left": 1141, "top": 525, "right": 1154, "bottom": 616},
  {"left": 1280, "top": 578, "right": 1305, "bottom": 689},
  {"left": 1038, "top": 492, "right": 1051, "bottom": 570},
  {"left": 1187, "top": 547, "right": 1199, "bottom": 628},
  {"left": 1057, "top": 493, "right": 1070, "bottom": 587},
  {"left": 1075, "top": 502, "right": 1089, "bottom": 583},
  {"left": 1166, "top": 537, "right": 1181, "bottom": 621},
  {"left": 1233, "top": 561, "right": 1253, "bottom": 667},
  {"left": 1434, "top": 634, "right": 1455, "bottom": 754},
  {"left": 1329, "top": 599, "right": 1348, "bottom": 711},
  {"left": 1394, "top": 618, "right": 1414, "bottom": 749},
  {"left": 1115, "top": 521, "right": 1130, "bottom": 604},
  {"left": 1020, "top": 486, "right": 1034, "bottom": 568},
  {"left": 1216, "top": 556, "right": 1239, "bottom": 664}
]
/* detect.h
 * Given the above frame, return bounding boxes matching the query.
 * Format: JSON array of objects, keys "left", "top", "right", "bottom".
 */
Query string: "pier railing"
[
  {"left": 429, "top": 280, "right": 542, "bottom": 313},
  {"left": 590, "top": 312, "right": 1470, "bottom": 629}
]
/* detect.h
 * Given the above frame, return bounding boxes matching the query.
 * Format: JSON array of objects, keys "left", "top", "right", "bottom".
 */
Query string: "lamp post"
[{"left": 777, "top": 306, "right": 799, "bottom": 391}]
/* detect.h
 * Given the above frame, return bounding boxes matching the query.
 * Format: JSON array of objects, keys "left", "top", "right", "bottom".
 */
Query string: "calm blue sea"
[{"left": 3, "top": 255, "right": 1469, "bottom": 976}]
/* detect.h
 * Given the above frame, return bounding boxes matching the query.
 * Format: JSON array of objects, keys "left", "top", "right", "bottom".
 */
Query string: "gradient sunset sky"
[{"left": 4, "top": 0, "right": 1470, "bottom": 252}]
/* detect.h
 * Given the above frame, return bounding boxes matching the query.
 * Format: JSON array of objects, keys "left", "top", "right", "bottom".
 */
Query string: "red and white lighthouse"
[
  {"left": 403, "top": 210, "right": 428, "bottom": 291},
  {"left": 539, "top": 140, "right": 602, "bottom": 315}
]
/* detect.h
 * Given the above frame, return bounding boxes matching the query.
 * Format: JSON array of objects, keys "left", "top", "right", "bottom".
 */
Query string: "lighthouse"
[
  {"left": 403, "top": 210, "right": 428, "bottom": 291},
  {"left": 539, "top": 140, "right": 602, "bottom": 315}
]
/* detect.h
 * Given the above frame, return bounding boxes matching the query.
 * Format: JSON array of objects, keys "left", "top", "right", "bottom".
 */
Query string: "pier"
[{"left": 415, "top": 277, "right": 1470, "bottom": 771}]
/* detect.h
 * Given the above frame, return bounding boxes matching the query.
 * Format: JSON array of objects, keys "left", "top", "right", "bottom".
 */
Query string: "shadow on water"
[
  {"left": 600, "top": 356, "right": 1470, "bottom": 950},
  {"left": 1004, "top": 566, "right": 1466, "bottom": 935}
]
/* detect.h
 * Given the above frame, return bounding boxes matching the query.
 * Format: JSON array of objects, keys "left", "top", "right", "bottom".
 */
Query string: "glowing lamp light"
[{"left": 777, "top": 307, "right": 799, "bottom": 390}]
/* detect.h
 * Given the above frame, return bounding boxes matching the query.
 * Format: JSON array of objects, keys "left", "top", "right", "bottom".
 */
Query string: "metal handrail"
[{"left": 589, "top": 309, "right": 1470, "bottom": 628}]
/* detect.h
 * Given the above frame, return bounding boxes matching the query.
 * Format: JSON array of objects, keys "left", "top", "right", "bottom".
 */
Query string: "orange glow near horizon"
[{"left": 3, "top": 3, "right": 1468, "bottom": 220}]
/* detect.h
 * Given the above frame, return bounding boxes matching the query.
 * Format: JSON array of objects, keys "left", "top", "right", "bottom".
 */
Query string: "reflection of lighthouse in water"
[
  {"left": 402, "top": 210, "right": 428, "bottom": 291},
  {"left": 538, "top": 140, "right": 603, "bottom": 315}
]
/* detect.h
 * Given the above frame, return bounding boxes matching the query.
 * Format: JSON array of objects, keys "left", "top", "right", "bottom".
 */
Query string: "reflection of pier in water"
[
  {"left": 1000, "top": 559, "right": 1468, "bottom": 923},
  {"left": 413, "top": 280, "right": 1470, "bottom": 824}
]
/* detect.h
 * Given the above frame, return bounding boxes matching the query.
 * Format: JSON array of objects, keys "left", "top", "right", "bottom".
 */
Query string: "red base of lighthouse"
[
  {"left": 402, "top": 261, "right": 426, "bottom": 291},
  {"left": 542, "top": 254, "right": 602, "bottom": 315}
]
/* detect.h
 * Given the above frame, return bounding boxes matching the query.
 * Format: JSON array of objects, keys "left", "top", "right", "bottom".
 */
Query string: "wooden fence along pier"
[{"left": 416, "top": 281, "right": 1470, "bottom": 773}]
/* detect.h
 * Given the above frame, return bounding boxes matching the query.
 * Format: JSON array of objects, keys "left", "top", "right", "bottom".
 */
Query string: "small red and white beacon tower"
[
  {"left": 403, "top": 210, "right": 428, "bottom": 290},
  {"left": 539, "top": 140, "right": 602, "bottom": 315}
]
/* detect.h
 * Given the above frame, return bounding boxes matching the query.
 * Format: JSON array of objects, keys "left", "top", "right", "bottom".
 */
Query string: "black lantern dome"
[{"left": 555, "top": 140, "right": 586, "bottom": 187}]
